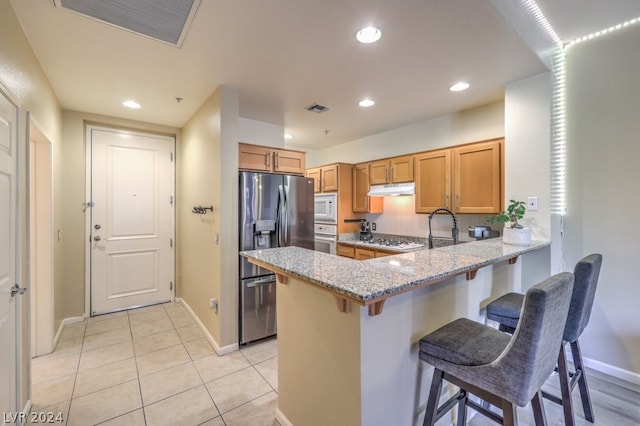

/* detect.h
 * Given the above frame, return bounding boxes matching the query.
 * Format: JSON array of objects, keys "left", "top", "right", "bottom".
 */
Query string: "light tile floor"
[{"left": 30, "top": 302, "right": 279, "bottom": 426}]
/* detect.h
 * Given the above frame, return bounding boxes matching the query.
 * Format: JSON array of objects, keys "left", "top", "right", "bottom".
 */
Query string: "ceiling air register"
[{"left": 54, "top": 0, "right": 201, "bottom": 47}]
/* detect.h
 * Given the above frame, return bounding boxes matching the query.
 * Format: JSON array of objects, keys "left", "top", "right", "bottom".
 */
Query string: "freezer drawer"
[{"left": 240, "top": 276, "right": 277, "bottom": 344}]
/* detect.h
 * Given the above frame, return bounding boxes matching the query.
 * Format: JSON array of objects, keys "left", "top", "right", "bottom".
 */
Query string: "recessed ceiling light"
[
  {"left": 449, "top": 82, "right": 470, "bottom": 92},
  {"left": 122, "top": 100, "right": 141, "bottom": 109},
  {"left": 284, "top": 133, "right": 293, "bottom": 140},
  {"left": 359, "top": 99, "right": 375, "bottom": 107},
  {"left": 356, "top": 26, "right": 382, "bottom": 44}
]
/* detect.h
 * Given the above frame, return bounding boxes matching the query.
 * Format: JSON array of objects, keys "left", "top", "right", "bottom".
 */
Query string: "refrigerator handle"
[
  {"left": 277, "top": 185, "right": 286, "bottom": 247},
  {"left": 284, "top": 184, "right": 290, "bottom": 245}
]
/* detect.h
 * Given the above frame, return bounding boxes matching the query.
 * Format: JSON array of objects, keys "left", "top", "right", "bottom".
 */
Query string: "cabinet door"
[
  {"left": 369, "top": 160, "right": 389, "bottom": 185},
  {"left": 355, "top": 247, "right": 375, "bottom": 260},
  {"left": 337, "top": 244, "right": 355, "bottom": 258},
  {"left": 415, "top": 150, "right": 451, "bottom": 213},
  {"left": 274, "top": 149, "right": 305, "bottom": 175},
  {"left": 239, "top": 143, "right": 271, "bottom": 171},
  {"left": 453, "top": 140, "right": 501, "bottom": 214},
  {"left": 306, "top": 168, "right": 321, "bottom": 193},
  {"left": 390, "top": 155, "right": 414, "bottom": 183},
  {"left": 374, "top": 250, "right": 393, "bottom": 258},
  {"left": 353, "top": 163, "right": 383, "bottom": 213},
  {"left": 321, "top": 165, "right": 339, "bottom": 192}
]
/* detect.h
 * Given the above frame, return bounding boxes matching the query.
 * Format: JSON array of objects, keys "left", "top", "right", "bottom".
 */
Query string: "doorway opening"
[{"left": 28, "top": 114, "right": 54, "bottom": 356}]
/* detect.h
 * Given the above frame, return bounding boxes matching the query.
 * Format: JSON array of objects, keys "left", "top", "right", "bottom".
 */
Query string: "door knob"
[
  {"left": 94, "top": 224, "right": 101, "bottom": 230},
  {"left": 94, "top": 236, "right": 102, "bottom": 242}
]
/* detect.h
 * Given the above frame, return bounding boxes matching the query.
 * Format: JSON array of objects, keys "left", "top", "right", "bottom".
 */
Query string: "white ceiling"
[{"left": 9, "top": 1, "right": 640, "bottom": 149}]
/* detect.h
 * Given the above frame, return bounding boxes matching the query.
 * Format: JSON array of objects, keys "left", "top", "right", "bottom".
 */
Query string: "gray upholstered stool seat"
[
  {"left": 419, "top": 318, "right": 510, "bottom": 366},
  {"left": 485, "top": 253, "right": 603, "bottom": 426},
  {"left": 419, "top": 272, "right": 575, "bottom": 426},
  {"left": 486, "top": 292, "right": 523, "bottom": 331}
]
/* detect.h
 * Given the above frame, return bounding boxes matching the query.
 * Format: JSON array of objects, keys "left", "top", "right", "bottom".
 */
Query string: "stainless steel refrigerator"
[{"left": 239, "top": 171, "right": 314, "bottom": 344}]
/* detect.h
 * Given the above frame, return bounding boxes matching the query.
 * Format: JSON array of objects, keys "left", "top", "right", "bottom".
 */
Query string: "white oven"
[
  {"left": 314, "top": 193, "right": 337, "bottom": 224},
  {"left": 314, "top": 223, "right": 337, "bottom": 255}
]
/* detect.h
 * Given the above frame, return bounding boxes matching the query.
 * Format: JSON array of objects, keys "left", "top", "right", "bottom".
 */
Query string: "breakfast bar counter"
[
  {"left": 241, "top": 239, "right": 550, "bottom": 316},
  {"left": 240, "top": 239, "right": 551, "bottom": 426}
]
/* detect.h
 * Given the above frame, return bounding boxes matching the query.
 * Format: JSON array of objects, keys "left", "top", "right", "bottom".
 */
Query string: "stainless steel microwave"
[{"left": 314, "top": 193, "right": 337, "bottom": 223}]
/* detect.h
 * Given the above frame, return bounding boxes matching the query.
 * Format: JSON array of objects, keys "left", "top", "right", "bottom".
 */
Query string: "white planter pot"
[{"left": 502, "top": 227, "right": 531, "bottom": 246}]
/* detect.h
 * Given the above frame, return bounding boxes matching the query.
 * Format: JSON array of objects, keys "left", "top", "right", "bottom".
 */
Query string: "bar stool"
[
  {"left": 419, "top": 272, "right": 574, "bottom": 426},
  {"left": 486, "top": 254, "right": 602, "bottom": 425}
]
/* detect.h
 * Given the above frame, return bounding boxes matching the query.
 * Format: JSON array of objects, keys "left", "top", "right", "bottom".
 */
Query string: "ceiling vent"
[
  {"left": 53, "top": 0, "right": 201, "bottom": 47},
  {"left": 305, "top": 103, "right": 331, "bottom": 113}
]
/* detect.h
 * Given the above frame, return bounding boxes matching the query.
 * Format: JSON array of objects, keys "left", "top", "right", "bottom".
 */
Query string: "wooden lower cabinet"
[
  {"left": 337, "top": 243, "right": 355, "bottom": 258},
  {"left": 354, "top": 247, "right": 375, "bottom": 260},
  {"left": 338, "top": 244, "right": 398, "bottom": 259},
  {"left": 374, "top": 249, "right": 394, "bottom": 258}
]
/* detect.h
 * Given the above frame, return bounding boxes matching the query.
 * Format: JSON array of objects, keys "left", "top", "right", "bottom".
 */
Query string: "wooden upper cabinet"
[
  {"left": 452, "top": 140, "right": 502, "bottom": 214},
  {"left": 321, "top": 165, "right": 338, "bottom": 192},
  {"left": 306, "top": 164, "right": 338, "bottom": 193},
  {"left": 353, "top": 163, "right": 383, "bottom": 213},
  {"left": 306, "top": 168, "right": 321, "bottom": 192},
  {"left": 369, "top": 155, "right": 414, "bottom": 184},
  {"left": 238, "top": 143, "right": 272, "bottom": 172},
  {"left": 415, "top": 149, "right": 451, "bottom": 213},
  {"left": 238, "top": 143, "right": 305, "bottom": 175},
  {"left": 274, "top": 149, "right": 305, "bottom": 174}
]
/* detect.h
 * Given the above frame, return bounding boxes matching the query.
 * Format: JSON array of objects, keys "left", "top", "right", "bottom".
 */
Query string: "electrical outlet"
[
  {"left": 209, "top": 298, "right": 218, "bottom": 313},
  {"left": 527, "top": 197, "right": 538, "bottom": 211},
  {"left": 371, "top": 222, "right": 377, "bottom": 231}
]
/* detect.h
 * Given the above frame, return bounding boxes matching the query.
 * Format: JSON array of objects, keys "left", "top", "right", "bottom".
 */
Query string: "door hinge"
[
  {"left": 170, "top": 152, "right": 174, "bottom": 162},
  {"left": 170, "top": 238, "right": 173, "bottom": 248},
  {"left": 170, "top": 282, "right": 173, "bottom": 290},
  {"left": 86, "top": 201, "right": 95, "bottom": 207},
  {"left": 169, "top": 195, "right": 174, "bottom": 205}
]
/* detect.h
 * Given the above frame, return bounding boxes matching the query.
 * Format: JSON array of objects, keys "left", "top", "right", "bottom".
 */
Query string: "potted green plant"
[{"left": 487, "top": 199, "right": 531, "bottom": 246}]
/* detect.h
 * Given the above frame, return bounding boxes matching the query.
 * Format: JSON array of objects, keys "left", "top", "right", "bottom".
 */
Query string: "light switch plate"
[{"left": 527, "top": 197, "right": 538, "bottom": 211}]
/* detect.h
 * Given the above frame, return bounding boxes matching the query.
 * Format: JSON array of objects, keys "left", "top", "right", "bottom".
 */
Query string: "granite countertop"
[{"left": 240, "top": 239, "right": 550, "bottom": 305}]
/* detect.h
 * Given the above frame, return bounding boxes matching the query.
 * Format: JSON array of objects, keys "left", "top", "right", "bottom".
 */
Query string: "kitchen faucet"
[{"left": 428, "top": 207, "right": 459, "bottom": 249}]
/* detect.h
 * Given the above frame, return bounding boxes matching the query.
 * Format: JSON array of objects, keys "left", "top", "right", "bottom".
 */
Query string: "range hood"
[{"left": 367, "top": 182, "right": 415, "bottom": 197}]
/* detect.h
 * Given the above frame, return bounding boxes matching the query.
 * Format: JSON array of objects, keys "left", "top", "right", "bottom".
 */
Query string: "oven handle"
[{"left": 314, "top": 235, "right": 337, "bottom": 242}]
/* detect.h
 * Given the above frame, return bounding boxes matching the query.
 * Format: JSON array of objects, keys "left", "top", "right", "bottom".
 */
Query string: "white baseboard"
[
  {"left": 275, "top": 408, "right": 293, "bottom": 426},
  {"left": 582, "top": 355, "right": 640, "bottom": 388},
  {"left": 175, "top": 298, "right": 239, "bottom": 356},
  {"left": 52, "top": 316, "right": 86, "bottom": 351}
]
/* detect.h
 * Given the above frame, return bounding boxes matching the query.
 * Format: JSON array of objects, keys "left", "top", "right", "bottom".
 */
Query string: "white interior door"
[
  {"left": 89, "top": 127, "right": 175, "bottom": 315},
  {"left": 0, "top": 90, "right": 20, "bottom": 423}
]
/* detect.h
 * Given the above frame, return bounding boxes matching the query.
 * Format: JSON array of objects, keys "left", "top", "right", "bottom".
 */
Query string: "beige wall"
[
  {"left": 565, "top": 24, "right": 640, "bottom": 378},
  {"left": 60, "top": 111, "right": 178, "bottom": 321},
  {"left": 1, "top": 1, "right": 62, "bottom": 407},
  {"left": 178, "top": 86, "right": 240, "bottom": 349},
  {"left": 306, "top": 100, "right": 505, "bottom": 167}
]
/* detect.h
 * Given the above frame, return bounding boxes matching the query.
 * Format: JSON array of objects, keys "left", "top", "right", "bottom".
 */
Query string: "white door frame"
[
  {"left": 27, "top": 113, "right": 54, "bottom": 356},
  {"left": 84, "top": 125, "right": 176, "bottom": 316}
]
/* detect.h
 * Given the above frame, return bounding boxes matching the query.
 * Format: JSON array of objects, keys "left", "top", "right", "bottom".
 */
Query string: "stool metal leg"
[
  {"left": 557, "top": 342, "right": 576, "bottom": 426},
  {"left": 424, "top": 369, "right": 444, "bottom": 426},
  {"left": 571, "top": 340, "right": 595, "bottom": 422}
]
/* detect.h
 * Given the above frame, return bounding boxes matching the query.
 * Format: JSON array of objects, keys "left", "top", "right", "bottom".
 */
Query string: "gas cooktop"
[{"left": 361, "top": 239, "right": 424, "bottom": 250}]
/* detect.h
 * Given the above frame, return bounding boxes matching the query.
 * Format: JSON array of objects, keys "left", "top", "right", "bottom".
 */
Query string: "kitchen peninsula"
[{"left": 241, "top": 239, "right": 551, "bottom": 426}]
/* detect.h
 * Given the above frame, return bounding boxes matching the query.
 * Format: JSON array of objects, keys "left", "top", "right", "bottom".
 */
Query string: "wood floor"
[{"left": 465, "top": 367, "right": 640, "bottom": 425}]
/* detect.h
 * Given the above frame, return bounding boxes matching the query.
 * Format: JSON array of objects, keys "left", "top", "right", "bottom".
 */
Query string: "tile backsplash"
[{"left": 365, "top": 196, "right": 496, "bottom": 242}]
